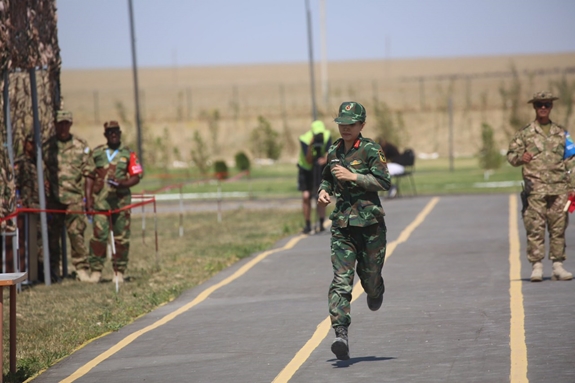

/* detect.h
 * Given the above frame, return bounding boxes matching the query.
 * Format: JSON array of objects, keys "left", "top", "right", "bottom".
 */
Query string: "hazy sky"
[{"left": 56, "top": 0, "right": 575, "bottom": 70}]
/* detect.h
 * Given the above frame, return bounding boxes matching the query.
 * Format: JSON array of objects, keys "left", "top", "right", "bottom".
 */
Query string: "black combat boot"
[
  {"left": 331, "top": 326, "right": 350, "bottom": 360},
  {"left": 367, "top": 280, "right": 385, "bottom": 311}
]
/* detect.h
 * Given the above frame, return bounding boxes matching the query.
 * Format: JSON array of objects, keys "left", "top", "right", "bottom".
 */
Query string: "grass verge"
[{"left": 3, "top": 208, "right": 303, "bottom": 382}]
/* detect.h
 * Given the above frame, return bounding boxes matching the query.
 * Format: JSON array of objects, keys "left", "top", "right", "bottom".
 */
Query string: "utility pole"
[
  {"left": 319, "top": 0, "right": 328, "bottom": 107},
  {"left": 305, "top": 0, "right": 318, "bottom": 121},
  {"left": 128, "top": 0, "right": 143, "bottom": 166}
]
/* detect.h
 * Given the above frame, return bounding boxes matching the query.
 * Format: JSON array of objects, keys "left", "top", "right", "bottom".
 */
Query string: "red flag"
[{"left": 128, "top": 152, "right": 143, "bottom": 176}]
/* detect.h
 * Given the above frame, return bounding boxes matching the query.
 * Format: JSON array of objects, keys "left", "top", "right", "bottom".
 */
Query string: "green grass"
[
  {"left": 3, "top": 209, "right": 303, "bottom": 382},
  {"left": 135, "top": 156, "right": 524, "bottom": 198}
]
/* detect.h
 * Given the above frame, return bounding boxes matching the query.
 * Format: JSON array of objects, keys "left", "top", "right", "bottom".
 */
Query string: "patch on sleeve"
[
  {"left": 378, "top": 150, "right": 386, "bottom": 163},
  {"left": 84, "top": 147, "right": 90, "bottom": 154}
]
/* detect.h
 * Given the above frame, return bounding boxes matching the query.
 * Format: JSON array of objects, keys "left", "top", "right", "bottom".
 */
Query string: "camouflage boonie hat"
[
  {"left": 55, "top": 110, "right": 73, "bottom": 122},
  {"left": 334, "top": 101, "right": 366, "bottom": 124},
  {"left": 527, "top": 91, "right": 559, "bottom": 104},
  {"left": 104, "top": 120, "right": 121, "bottom": 130}
]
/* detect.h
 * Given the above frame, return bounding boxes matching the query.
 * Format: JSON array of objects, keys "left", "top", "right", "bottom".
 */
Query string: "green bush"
[
  {"left": 214, "top": 160, "right": 229, "bottom": 179},
  {"left": 250, "top": 116, "right": 283, "bottom": 160},
  {"left": 235, "top": 151, "right": 251, "bottom": 172},
  {"left": 478, "top": 123, "right": 502, "bottom": 170}
]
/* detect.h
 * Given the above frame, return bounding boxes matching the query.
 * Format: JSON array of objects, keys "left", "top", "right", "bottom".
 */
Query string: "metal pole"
[
  {"left": 305, "top": 0, "right": 318, "bottom": 121},
  {"left": 29, "top": 68, "right": 52, "bottom": 286},
  {"left": 448, "top": 97, "right": 454, "bottom": 172},
  {"left": 128, "top": 0, "right": 144, "bottom": 166},
  {"left": 319, "top": 0, "right": 328, "bottom": 107},
  {"left": 179, "top": 184, "right": 184, "bottom": 237}
]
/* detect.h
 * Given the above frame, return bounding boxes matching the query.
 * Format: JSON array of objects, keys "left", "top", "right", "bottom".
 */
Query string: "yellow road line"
[
  {"left": 508, "top": 194, "right": 528, "bottom": 382},
  {"left": 272, "top": 197, "right": 440, "bottom": 383},
  {"left": 60, "top": 234, "right": 309, "bottom": 383}
]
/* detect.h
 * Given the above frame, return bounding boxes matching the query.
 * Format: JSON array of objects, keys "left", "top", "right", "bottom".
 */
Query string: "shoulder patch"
[
  {"left": 378, "top": 150, "right": 386, "bottom": 163},
  {"left": 84, "top": 147, "right": 90, "bottom": 154}
]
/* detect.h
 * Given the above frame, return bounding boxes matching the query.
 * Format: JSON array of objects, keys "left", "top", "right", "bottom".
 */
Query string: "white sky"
[{"left": 56, "top": 0, "right": 575, "bottom": 69}]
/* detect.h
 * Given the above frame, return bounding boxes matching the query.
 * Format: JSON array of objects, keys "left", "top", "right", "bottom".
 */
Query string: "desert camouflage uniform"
[
  {"left": 319, "top": 134, "right": 391, "bottom": 328},
  {"left": 507, "top": 120, "right": 575, "bottom": 262},
  {"left": 43, "top": 134, "right": 95, "bottom": 272},
  {"left": 0, "top": 166, "right": 16, "bottom": 231},
  {"left": 14, "top": 153, "right": 43, "bottom": 261},
  {"left": 89, "top": 144, "right": 141, "bottom": 273}
]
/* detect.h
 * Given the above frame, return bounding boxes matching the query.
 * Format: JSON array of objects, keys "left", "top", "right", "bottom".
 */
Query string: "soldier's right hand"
[
  {"left": 318, "top": 190, "right": 331, "bottom": 206},
  {"left": 521, "top": 152, "right": 533, "bottom": 163}
]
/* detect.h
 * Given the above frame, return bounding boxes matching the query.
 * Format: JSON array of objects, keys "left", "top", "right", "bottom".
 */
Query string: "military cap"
[
  {"left": 334, "top": 101, "right": 366, "bottom": 124},
  {"left": 104, "top": 120, "right": 121, "bottom": 130},
  {"left": 55, "top": 110, "right": 73, "bottom": 122},
  {"left": 527, "top": 91, "right": 559, "bottom": 104}
]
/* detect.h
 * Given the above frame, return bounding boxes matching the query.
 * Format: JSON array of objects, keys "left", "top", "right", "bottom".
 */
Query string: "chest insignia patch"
[
  {"left": 350, "top": 160, "right": 362, "bottom": 166},
  {"left": 120, "top": 157, "right": 128, "bottom": 163}
]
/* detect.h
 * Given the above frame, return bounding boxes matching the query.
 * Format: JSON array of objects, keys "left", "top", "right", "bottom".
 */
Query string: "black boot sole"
[{"left": 331, "top": 338, "right": 350, "bottom": 360}]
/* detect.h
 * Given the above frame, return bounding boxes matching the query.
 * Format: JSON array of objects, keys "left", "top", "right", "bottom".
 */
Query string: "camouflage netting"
[{"left": 0, "top": 0, "right": 61, "bottom": 167}]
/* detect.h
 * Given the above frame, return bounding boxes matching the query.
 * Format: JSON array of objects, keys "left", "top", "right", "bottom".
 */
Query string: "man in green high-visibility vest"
[{"left": 297, "top": 120, "right": 332, "bottom": 234}]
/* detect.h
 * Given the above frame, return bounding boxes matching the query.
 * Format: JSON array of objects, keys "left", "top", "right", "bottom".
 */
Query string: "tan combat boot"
[
  {"left": 530, "top": 262, "right": 543, "bottom": 282},
  {"left": 551, "top": 261, "right": 573, "bottom": 281},
  {"left": 76, "top": 269, "right": 92, "bottom": 282},
  {"left": 113, "top": 272, "right": 124, "bottom": 284},
  {"left": 89, "top": 271, "right": 102, "bottom": 283}
]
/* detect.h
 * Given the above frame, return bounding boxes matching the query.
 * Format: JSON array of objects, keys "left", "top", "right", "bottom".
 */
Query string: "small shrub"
[
  {"left": 214, "top": 160, "right": 229, "bottom": 180},
  {"left": 478, "top": 123, "right": 502, "bottom": 170},
  {"left": 250, "top": 116, "right": 283, "bottom": 160},
  {"left": 235, "top": 151, "right": 251, "bottom": 172}
]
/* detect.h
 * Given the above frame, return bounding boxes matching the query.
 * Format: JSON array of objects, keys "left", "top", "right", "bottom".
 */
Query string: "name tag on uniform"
[{"left": 120, "top": 157, "right": 128, "bottom": 162}]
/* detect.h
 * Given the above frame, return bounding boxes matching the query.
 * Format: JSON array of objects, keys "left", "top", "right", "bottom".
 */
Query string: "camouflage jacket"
[
  {"left": 14, "top": 154, "right": 40, "bottom": 209},
  {"left": 43, "top": 134, "right": 95, "bottom": 205},
  {"left": 92, "top": 143, "right": 141, "bottom": 211},
  {"left": 319, "top": 135, "right": 391, "bottom": 228},
  {"left": 1, "top": 166, "right": 15, "bottom": 226},
  {"left": 507, "top": 120, "right": 575, "bottom": 195}
]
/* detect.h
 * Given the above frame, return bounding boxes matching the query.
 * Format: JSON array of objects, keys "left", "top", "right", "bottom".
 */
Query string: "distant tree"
[
  {"left": 478, "top": 123, "right": 502, "bottom": 171},
  {"left": 190, "top": 130, "right": 210, "bottom": 175},
  {"left": 250, "top": 116, "right": 283, "bottom": 160}
]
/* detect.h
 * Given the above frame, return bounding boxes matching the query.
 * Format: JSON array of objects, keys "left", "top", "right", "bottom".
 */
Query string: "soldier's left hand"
[{"left": 333, "top": 165, "right": 357, "bottom": 182}]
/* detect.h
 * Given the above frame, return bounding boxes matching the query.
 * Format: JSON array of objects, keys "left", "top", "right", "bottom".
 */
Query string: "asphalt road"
[{"left": 31, "top": 194, "right": 575, "bottom": 383}]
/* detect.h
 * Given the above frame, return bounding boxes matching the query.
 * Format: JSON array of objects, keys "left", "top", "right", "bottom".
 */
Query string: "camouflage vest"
[
  {"left": 319, "top": 135, "right": 391, "bottom": 228},
  {"left": 92, "top": 143, "right": 134, "bottom": 211},
  {"left": 43, "top": 134, "right": 95, "bottom": 205},
  {"left": 507, "top": 120, "right": 572, "bottom": 195},
  {"left": 15, "top": 155, "right": 39, "bottom": 208}
]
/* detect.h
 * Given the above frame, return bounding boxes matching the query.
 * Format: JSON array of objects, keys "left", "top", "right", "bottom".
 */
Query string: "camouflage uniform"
[
  {"left": 507, "top": 92, "right": 575, "bottom": 264},
  {"left": 14, "top": 151, "right": 43, "bottom": 262},
  {"left": 0, "top": 165, "right": 16, "bottom": 231},
  {"left": 89, "top": 139, "right": 142, "bottom": 274},
  {"left": 319, "top": 133, "right": 391, "bottom": 329},
  {"left": 43, "top": 119, "right": 95, "bottom": 274}
]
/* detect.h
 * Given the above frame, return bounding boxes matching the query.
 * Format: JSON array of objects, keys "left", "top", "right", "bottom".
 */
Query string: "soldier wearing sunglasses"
[{"left": 507, "top": 91, "right": 574, "bottom": 282}]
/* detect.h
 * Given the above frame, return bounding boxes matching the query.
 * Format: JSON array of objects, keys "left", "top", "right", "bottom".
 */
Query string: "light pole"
[
  {"left": 305, "top": 0, "right": 318, "bottom": 121},
  {"left": 128, "top": 0, "right": 143, "bottom": 166}
]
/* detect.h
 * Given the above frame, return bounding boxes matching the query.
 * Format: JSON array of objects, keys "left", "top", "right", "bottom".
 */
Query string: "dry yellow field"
[{"left": 61, "top": 52, "right": 575, "bottom": 164}]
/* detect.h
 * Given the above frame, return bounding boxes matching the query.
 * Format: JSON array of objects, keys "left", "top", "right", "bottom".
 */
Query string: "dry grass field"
[{"left": 61, "top": 52, "right": 575, "bottom": 165}]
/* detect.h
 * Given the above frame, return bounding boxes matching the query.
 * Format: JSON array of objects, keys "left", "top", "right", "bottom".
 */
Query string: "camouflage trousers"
[
  {"left": 47, "top": 201, "right": 89, "bottom": 271},
  {"left": 329, "top": 221, "right": 386, "bottom": 328},
  {"left": 524, "top": 193, "right": 568, "bottom": 263},
  {"left": 89, "top": 210, "right": 131, "bottom": 273}
]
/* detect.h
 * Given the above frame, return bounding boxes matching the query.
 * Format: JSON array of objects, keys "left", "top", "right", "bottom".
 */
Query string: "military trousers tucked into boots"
[
  {"left": 524, "top": 193, "right": 568, "bottom": 263},
  {"left": 89, "top": 210, "right": 131, "bottom": 273},
  {"left": 47, "top": 200, "right": 89, "bottom": 272},
  {"left": 328, "top": 221, "right": 386, "bottom": 328}
]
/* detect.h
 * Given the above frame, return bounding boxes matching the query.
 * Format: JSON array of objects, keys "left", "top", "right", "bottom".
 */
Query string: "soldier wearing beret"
[
  {"left": 507, "top": 91, "right": 574, "bottom": 282},
  {"left": 43, "top": 110, "right": 96, "bottom": 283},
  {"left": 87, "top": 121, "right": 143, "bottom": 284},
  {"left": 318, "top": 101, "right": 391, "bottom": 360}
]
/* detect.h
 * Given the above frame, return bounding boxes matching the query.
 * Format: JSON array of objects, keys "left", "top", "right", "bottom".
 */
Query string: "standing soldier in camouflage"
[
  {"left": 87, "top": 121, "right": 143, "bottom": 284},
  {"left": 318, "top": 101, "right": 391, "bottom": 360},
  {"left": 507, "top": 91, "right": 574, "bottom": 282},
  {"left": 44, "top": 110, "right": 95, "bottom": 283},
  {"left": 15, "top": 134, "right": 43, "bottom": 274}
]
